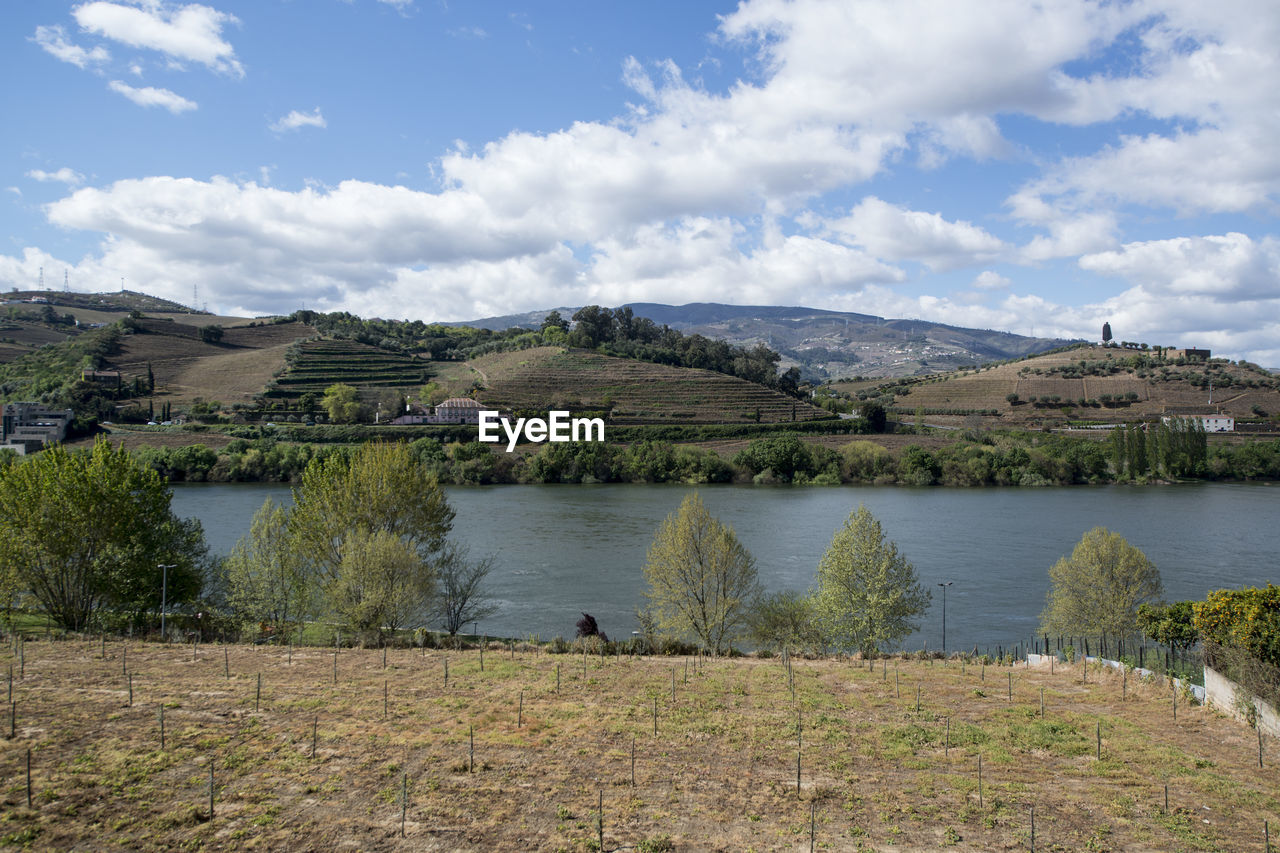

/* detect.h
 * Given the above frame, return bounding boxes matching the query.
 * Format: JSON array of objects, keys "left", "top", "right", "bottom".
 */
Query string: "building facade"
[{"left": 1, "top": 402, "right": 75, "bottom": 454}]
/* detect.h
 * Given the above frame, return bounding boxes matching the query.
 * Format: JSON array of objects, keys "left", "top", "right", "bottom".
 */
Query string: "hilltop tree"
[
  {"left": 812, "top": 505, "right": 930, "bottom": 656},
  {"left": 540, "top": 310, "right": 569, "bottom": 334},
  {"left": 1040, "top": 527, "right": 1163, "bottom": 643},
  {"left": 642, "top": 492, "right": 760, "bottom": 654}
]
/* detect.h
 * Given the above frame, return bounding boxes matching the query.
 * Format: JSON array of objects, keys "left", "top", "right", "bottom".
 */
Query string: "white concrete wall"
[{"left": 1203, "top": 665, "right": 1280, "bottom": 739}]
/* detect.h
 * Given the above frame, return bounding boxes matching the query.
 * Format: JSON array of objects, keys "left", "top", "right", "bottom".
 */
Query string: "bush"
[{"left": 1194, "top": 584, "right": 1280, "bottom": 668}]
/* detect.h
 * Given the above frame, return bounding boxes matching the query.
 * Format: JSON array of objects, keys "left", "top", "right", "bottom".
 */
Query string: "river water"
[{"left": 170, "top": 482, "right": 1279, "bottom": 651}]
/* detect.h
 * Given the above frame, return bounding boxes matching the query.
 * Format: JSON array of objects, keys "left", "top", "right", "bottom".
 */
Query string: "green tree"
[
  {"left": 224, "top": 498, "right": 312, "bottom": 634},
  {"left": 1039, "top": 527, "right": 1163, "bottom": 643},
  {"left": 432, "top": 544, "right": 499, "bottom": 635},
  {"left": 641, "top": 492, "right": 760, "bottom": 654},
  {"left": 860, "top": 402, "right": 888, "bottom": 433},
  {"left": 811, "top": 505, "right": 930, "bottom": 656},
  {"left": 330, "top": 527, "right": 429, "bottom": 641},
  {"left": 1136, "top": 601, "right": 1199, "bottom": 654},
  {"left": 290, "top": 442, "right": 454, "bottom": 640},
  {"left": 198, "top": 325, "right": 224, "bottom": 344},
  {"left": 747, "top": 589, "right": 826, "bottom": 654},
  {"left": 539, "top": 310, "right": 569, "bottom": 334},
  {"left": 322, "top": 382, "right": 362, "bottom": 424},
  {"left": 0, "top": 439, "right": 207, "bottom": 631}
]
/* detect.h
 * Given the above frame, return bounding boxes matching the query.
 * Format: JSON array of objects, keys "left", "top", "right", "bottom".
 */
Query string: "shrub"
[{"left": 1194, "top": 584, "right": 1280, "bottom": 668}]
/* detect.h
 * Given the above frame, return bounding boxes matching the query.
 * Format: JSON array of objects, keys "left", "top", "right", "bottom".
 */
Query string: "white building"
[
  {"left": 388, "top": 397, "right": 486, "bottom": 425},
  {"left": 1161, "top": 414, "right": 1234, "bottom": 433}
]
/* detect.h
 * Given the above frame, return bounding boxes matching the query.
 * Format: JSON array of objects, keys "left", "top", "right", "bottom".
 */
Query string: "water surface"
[{"left": 171, "top": 482, "right": 1279, "bottom": 650}]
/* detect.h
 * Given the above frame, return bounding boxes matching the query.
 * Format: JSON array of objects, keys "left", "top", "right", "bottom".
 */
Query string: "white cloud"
[
  {"left": 73, "top": 1, "right": 244, "bottom": 77},
  {"left": 26, "top": 168, "right": 87, "bottom": 187},
  {"left": 11, "top": 0, "right": 1280, "bottom": 365},
  {"left": 824, "top": 197, "right": 1006, "bottom": 271},
  {"left": 31, "top": 24, "right": 110, "bottom": 69},
  {"left": 26, "top": 176, "right": 902, "bottom": 322},
  {"left": 972, "top": 271, "right": 1011, "bottom": 291},
  {"left": 108, "top": 80, "right": 197, "bottom": 112},
  {"left": 586, "top": 217, "right": 904, "bottom": 306},
  {"left": 269, "top": 108, "right": 327, "bottom": 133},
  {"left": 1079, "top": 233, "right": 1280, "bottom": 303}
]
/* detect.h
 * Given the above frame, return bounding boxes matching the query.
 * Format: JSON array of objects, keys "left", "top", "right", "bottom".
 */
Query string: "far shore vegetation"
[{"left": 52, "top": 418, "right": 1280, "bottom": 486}]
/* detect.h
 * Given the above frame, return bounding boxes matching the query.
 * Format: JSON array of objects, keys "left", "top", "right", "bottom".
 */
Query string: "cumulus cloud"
[
  {"left": 1079, "top": 234, "right": 1280, "bottom": 303},
  {"left": 73, "top": 1, "right": 244, "bottom": 77},
  {"left": 269, "top": 108, "right": 327, "bottom": 133},
  {"left": 10, "top": 0, "right": 1280, "bottom": 365},
  {"left": 26, "top": 168, "right": 86, "bottom": 187},
  {"left": 108, "top": 80, "right": 197, "bottom": 112},
  {"left": 823, "top": 197, "right": 1006, "bottom": 271},
  {"left": 31, "top": 24, "right": 110, "bottom": 68},
  {"left": 972, "top": 270, "right": 1011, "bottom": 291}
]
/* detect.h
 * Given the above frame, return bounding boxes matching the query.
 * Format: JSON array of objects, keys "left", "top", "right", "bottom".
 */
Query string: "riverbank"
[{"left": 70, "top": 423, "right": 1280, "bottom": 486}]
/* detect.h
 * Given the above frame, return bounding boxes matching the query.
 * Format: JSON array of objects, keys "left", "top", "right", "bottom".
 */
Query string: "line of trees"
[
  {"left": 0, "top": 440, "right": 498, "bottom": 642},
  {"left": 224, "top": 441, "right": 496, "bottom": 643},
  {"left": 641, "top": 495, "right": 931, "bottom": 656},
  {"left": 120, "top": 428, "right": 1280, "bottom": 488},
  {"left": 1108, "top": 417, "right": 1208, "bottom": 480},
  {"left": 290, "top": 306, "right": 802, "bottom": 397}
]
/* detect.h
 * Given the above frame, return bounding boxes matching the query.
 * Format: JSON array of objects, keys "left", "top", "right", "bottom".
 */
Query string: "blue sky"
[{"left": 4, "top": 0, "right": 1279, "bottom": 365}]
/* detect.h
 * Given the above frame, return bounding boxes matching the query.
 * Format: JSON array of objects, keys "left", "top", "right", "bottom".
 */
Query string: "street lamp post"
[
  {"left": 159, "top": 564, "right": 176, "bottom": 639},
  {"left": 937, "top": 582, "right": 953, "bottom": 654}
]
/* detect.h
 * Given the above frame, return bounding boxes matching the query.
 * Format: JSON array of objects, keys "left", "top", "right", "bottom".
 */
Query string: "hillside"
[
  {"left": 263, "top": 338, "right": 430, "bottom": 404},
  {"left": 435, "top": 346, "right": 830, "bottom": 425},
  {"left": 0, "top": 290, "right": 248, "bottom": 365},
  {"left": 460, "top": 302, "right": 1075, "bottom": 380},
  {"left": 845, "top": 344, "right": 1280, "bottom": 427},
  {"left": 107, "top": 320, "right": 317, "bottom": 408}
]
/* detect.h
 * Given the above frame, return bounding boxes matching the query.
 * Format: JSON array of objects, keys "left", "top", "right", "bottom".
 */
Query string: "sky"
[{"left": 3, "top": 0, "right": 1279, "bottom": 365}]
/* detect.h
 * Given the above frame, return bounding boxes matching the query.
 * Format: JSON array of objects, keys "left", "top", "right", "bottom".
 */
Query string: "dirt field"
[{"left": 2, "top": 640, "right": 1276, "bottom": 851}]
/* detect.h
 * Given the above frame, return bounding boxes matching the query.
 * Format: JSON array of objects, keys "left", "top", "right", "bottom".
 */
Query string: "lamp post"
[
  {"left": 159, "top": 564, "right": 176, "bottom": 639},
  {"left": 937, "top": 581, "right": 953, "bottom": 654}
]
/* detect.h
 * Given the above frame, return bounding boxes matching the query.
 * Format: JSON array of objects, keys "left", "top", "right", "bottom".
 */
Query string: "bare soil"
[{"left": 2, "top": 641, "right": 1276, "bottom": 851}]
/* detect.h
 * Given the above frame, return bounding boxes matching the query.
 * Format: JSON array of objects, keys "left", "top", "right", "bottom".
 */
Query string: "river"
[{"left": 169, "top": 482, "right": 1279, "bottom": 651}]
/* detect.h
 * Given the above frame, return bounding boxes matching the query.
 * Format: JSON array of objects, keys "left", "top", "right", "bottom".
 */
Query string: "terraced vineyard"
[
  {"left": 264, "top": 338, "right": 430, "bottom": 402},
  {"left": 849, "top": 344, "right": 1280, "bottom": 427},
  {"left": 109, "top": 321, "right": 317, "bottom": 407},
  {"left": 468, "top": 346, "right": 830, "bottom": 424}
]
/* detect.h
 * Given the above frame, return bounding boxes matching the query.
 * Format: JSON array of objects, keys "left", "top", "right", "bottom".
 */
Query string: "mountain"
[{"left": 457, "top": 302, "right": 1077, "bottom": 380}]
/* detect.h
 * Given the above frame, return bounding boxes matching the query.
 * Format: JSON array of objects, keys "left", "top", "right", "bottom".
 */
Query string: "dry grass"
[
  {"left": 888, "top": 347, "right": 1280, "bottom": 428},
  {"left": 110, "top": 322, "right": 316, "bottom": 407},
  {"left": 2, "top": 640, "right": 1276, "bottom": 851}
]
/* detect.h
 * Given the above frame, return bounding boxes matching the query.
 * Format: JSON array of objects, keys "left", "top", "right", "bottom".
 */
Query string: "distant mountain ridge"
[{"left": 458, "top": 302, "right": 1077, "bottom": 379}]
